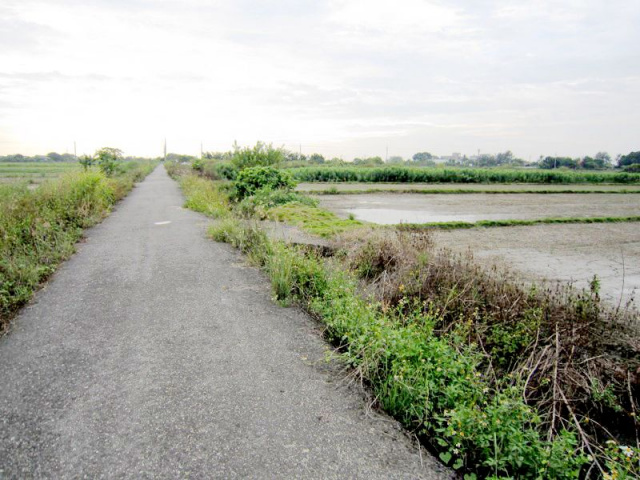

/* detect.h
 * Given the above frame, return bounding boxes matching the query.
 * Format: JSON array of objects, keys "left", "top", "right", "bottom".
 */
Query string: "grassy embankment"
[
  {"left": 0, "top": 161, "right": 156, "bottom": 331},
  {"left": 288, "top": 166, "right": 640, "bottom": 185},
  {"left": 173, "top": 166, "right": 639, "bottom": 479}
]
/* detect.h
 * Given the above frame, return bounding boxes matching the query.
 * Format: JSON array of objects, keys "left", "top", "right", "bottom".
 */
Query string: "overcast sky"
[{"left": 1, "top": 0, "right": 639, "bottom": 160}]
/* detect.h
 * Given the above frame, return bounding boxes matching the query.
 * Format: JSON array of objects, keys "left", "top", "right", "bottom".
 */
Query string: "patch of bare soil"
[{"left": 432, "top": 223, "right": 640, "bottom": 309}]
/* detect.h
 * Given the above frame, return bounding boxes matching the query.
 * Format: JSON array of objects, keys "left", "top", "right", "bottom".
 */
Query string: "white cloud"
[{"left": 0, "top": 0, "right": 638, "bottom": 158}]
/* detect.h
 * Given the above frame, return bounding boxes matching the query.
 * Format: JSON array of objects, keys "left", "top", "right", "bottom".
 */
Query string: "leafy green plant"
[
  {"left": 237, "top": 188, "right": 317, "bottom": 219},
  {"left": 191, "top": 159, "right": 204, "bottom": 172},
  {"left": 94, "top": 147, "right": 123, "bottom": 177},
  {"left": 231, "top": 141, "right": 284, "bottom": 170},
  {"left": 603, "top": 442, "right": 640, "bottom": 479},
  {"left": 78, "top": 155, "right": 94, "bottom": 171},
  {"left": 232, "top": 166, "right": 295, "bottom": 200}
]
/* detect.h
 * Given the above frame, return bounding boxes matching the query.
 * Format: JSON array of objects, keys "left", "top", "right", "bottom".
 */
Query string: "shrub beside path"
[{"left": 0, "top": 167, "right": 449, "bottom": 479}]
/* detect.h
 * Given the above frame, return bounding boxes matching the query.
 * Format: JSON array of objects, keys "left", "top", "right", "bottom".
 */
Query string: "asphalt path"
[{"left": 0, "top": 167, "right": 449, "bottom": 479}]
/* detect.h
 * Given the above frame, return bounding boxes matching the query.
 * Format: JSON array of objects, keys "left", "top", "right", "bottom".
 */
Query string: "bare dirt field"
[
  {"left": 317, "top": 193, "right": 640, "bottom": 224},
  {"left": 299, "top": 182, "right": 640, "bottom": 193},
  {"left": 432, "top": 223, "right": 640, "bottom": 309}
]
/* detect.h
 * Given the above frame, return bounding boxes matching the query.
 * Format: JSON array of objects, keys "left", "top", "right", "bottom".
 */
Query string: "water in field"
[{"left": 318, "top": 193, "right": 640, "bottom": 225}]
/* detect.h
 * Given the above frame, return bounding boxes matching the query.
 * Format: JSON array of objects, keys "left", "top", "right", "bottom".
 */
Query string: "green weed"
[{"left": 180, "top": 176, "right": 230, "bottom": 218}]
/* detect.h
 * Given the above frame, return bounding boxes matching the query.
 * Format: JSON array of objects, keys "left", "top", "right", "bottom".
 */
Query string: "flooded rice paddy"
[
  {"left": 317, "top": 193, "right": 640, "bottom": 224},
  {"left": 318, "top": 192, "right": 640, "bottom": 308}
]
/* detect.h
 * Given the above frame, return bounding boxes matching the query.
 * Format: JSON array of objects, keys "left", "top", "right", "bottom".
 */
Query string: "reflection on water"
[{"left": 346, "top": 208, "right": 518, "bottom": 224}]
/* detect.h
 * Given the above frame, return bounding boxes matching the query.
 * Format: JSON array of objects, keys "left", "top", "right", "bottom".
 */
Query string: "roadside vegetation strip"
[
  {"left": 0, "top": 162, "right": 155, "bottom": 331},
  {"left": 394, "top": 215, "right": 640, "bottom": 230},
  {"left": 287, "top": 166, "right": 640, "bottom": 185},
  {"left": 171, "top": 165, "right": 639, "bottom": 479},
  {"left": 208, "top": 218, "right": 639, "bottom": 479},
  {"left": 179, "top": 175, "right": 230, "bottom": 218}
]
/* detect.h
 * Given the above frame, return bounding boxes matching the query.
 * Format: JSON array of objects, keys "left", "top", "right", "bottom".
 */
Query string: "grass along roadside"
[
  {"left": 0, "top": 162, "right": 156, "bottom": 332},
  {"left": 173, "top": 171, "right": 639, "bottom": 479},
  {"left": 208, "top": 218, "right": 639, "bottom": 479}
]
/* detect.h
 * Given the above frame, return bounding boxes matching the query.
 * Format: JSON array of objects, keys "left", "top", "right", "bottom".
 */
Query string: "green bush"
[
  {"left": 94, "top": 147, "right": 123, "bottom": 177},
  {"left": 237, "top": 188, "right": 317, "bottom": 219},
  {"left": 232, "top": 166, "right": 295, "bottom": 200},
  {"left": 231, "top": 141, "right": 284, "bottom": 170}
]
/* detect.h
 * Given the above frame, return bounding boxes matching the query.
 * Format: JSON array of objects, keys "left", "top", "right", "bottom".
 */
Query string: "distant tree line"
[
  {"left": 538, "top": 152, "right": 612, "bottom": 170},
  {"left": 0, "top": 152, "right": 77, "bottom": 162}
]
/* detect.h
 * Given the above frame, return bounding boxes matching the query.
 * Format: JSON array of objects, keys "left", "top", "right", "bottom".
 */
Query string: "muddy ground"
[
  {"left": 318, "top": 193, "right": 640, "bottom": 309},
  {"left": 432, "top": 223, "right": 640, "bottom": 309},
  {"left": 317, "top": 193, "right": 640, "bottom": 224}
]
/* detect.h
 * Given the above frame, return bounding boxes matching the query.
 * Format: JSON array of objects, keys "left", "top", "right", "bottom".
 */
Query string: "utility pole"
[
  {"left": 200, "top": 141, "right": 203, "bottom": 159},
  {"left": 163, "top": 138, "right": 167, "bottom": 161},
  {"left": 385, "top": 146, "right": 388, "bottom": 162}
]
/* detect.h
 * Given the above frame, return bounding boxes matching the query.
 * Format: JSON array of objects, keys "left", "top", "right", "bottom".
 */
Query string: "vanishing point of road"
[{"left": 0, "top": 167, "right": 449, "bottom": 479}]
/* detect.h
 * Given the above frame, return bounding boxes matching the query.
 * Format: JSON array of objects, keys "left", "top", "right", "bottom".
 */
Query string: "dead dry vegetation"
[{"left": 333, "top": 227, "right": 639, "bottom": 464}]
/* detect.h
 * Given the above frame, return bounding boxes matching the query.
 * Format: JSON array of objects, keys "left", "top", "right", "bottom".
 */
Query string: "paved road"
[{"left": 0, "top": 167, "right": 449, "bottom": 479}]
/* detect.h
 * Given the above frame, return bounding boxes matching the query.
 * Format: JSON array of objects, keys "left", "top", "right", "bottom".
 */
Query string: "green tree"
[
  {"left": 78, "top": 155, "right": 94, "bottom": 171},
  {"left": 595, "top": 151, "right": 611, "bottom": 165},
  {"left": 95, "top": 147, "right": 123, "bottom": 176},
  {"left": 539, "top": 156, "right": 578, "bottom": 169},
  {"left": 308, "top": 153, "right": 325, "bottom": 164},
  {"left": 618, "top": 151, "right": 640, "bottom": 167},
  {"left": 495, "top": 151, "right": 515, "bottom": 165},
  {"left": 412, "top": 152, "right": 433, "bottom": 162}
]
